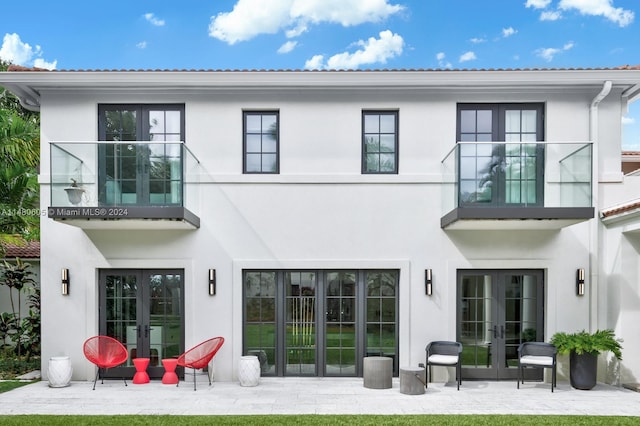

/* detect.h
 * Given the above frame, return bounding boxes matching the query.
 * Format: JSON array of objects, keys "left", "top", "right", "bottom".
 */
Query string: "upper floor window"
[
  {"left": 244, "top": 111, "right": 279, "bottom": 174},
  {"left": 457, "top": 103, "right": 544, "bottom": 207},
  {"left": 362, "top": 111, "right": 398, "bottom": 174},
  {"left": 98, "top": 104, "right": 185, "bottom": 206}
]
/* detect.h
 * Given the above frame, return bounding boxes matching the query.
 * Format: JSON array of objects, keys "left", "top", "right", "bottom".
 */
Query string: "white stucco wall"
[{"left": 34, "top": 82, "right": 634, "bottom": 384}]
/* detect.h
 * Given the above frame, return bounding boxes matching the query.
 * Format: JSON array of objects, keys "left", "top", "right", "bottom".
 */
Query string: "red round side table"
[
  {"left": 132, "top": 358, "right": 150, "bottom": 384},
  {"left": 161, "top": 358, "right": 179, "bottom": 385}
]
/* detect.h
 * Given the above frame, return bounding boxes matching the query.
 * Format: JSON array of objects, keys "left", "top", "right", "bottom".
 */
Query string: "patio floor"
[{"left": 1, "top": 377, "right": 640, "bottom": 416}]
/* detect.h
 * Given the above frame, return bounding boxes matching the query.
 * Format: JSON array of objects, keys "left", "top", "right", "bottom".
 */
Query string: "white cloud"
[
  {"left": 559, "top": 0, "right": 634, "bottom": 27},
  {"left": 436, "top": 52, "right": 452, "bottom": 69},
  {"left": 305, "top": 30, "right": 403, "bottom": 70},
  {"left": 304, "top": 54, "right": 325, "bottom": 69},
  {"left": 470, "top": 37, "right": 486, "bottom": 44},
  {"left": 278, "top": 40, "right": 298, "bottom": 54},
  {"left": 622, "top": 116, "right": 635, "bottom": 125},
  {"left": 540, "top": 10, "right": 563, "bottom": 20},
  {"left": 535, "top": 41, "right": 574, "bottom": 61},
  {"left": 525, "top": 0, "right": 552, "bottom": 8},
  {"left": 144, "top": 13, "right": 165, "bottom": 27},
  {"left": 0, "top": 33, "right": 57, "bottom": 70},
  {"left": 137, "top": 41, "right": 148, "bottom": 49},
  {"left": 459, "top": 51, "right": 477, "bottom": 63},
  {"left": 502, "top": 27, "right": 517, "bottom": 37},
  {"left": 209, "top": 0, "right": 404, "bottom": 44}
]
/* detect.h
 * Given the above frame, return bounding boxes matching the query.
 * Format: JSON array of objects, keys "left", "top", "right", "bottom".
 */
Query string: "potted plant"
[{"left": 550, "top": 329, "right": 622, "bottom": 390}]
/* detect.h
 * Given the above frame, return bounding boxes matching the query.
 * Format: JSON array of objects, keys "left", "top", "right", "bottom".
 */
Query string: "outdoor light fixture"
[
  {"left": 61, "top": 268, "right": 69, "bottom": 296},
  {"left": 208, "top": 269, "right": 216, "bottom": 296},
  {"left": 576, "top": 268, "right": 585, "bottom": 296},
  {"left": 425, "top": 269, "right": 433, "bottom": 296}
]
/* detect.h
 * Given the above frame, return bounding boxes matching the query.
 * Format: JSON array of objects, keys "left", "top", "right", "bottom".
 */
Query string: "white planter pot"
[
  {"left": 238, "top": 355, "right": 260, "bottom": 387},
  {"left": 48, "top": 356, "right": 72, "bottom": 388}
]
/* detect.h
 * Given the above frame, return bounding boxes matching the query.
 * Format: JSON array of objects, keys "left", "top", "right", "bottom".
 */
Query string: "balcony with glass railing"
[
  {"left": 48, "top": 142, "right": 202, "bottom": 230},
  {"left": 441, "top": 141, "right": 594, "bottom": 230}
]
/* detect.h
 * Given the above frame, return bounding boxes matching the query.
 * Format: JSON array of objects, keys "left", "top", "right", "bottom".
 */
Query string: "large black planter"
[{"left": 570, "top": 350, "right": 598, "bottom": 390}]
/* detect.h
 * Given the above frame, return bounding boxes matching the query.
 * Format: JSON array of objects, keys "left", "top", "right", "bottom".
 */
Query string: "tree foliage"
[{"left": 0, "top": 59, "right": 41, "bottom": 253}]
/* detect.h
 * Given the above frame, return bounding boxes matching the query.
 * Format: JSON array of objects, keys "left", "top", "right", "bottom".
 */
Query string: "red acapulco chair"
[
  {"left": 83, "top": 335, "right": 129, "bottom": 390},
  {"left": 176, "top": 336, "right": 225, "bottom": 391}
]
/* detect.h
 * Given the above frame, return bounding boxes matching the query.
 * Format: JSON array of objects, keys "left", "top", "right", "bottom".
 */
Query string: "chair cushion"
[
  {"left": 428, "top": 354, "right": 459, "bottom": 365},
  {"left": 520, "top": 355, "right": 554, "bottom": 366}
]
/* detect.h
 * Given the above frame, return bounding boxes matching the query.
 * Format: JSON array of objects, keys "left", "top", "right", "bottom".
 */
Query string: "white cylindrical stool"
[
  {"left": 48, "top": 356, "right": 72, "bottom": 388},
  {"left": 363, "top": 356, "right": 393, "bottom": 389},
  {"left": 238, "top": 355, "right": 260, "bottom": 387},
  {"left": 400, "top": 366, "right": 426, "bottom": 395}
]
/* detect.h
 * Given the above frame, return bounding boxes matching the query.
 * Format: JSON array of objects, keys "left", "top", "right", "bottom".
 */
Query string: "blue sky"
[{"left": 1, "top": 0, "right": 639, "bottom": 147}]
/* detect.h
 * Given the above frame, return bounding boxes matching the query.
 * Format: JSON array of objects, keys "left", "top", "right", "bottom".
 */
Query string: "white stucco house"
[{"left": 1, "top": 65, "right": 640, "bottom": 386}]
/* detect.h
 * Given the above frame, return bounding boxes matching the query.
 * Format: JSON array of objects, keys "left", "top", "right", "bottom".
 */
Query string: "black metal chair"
[
  {"left": 517, "top": 342, "right": 557, "bottom": 392},
  {"left": 425, "top": 341, "right": 463, "bottom": 390}
]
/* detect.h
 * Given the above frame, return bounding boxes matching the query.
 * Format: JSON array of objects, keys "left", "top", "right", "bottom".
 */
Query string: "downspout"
[{"left": 588, "top": 80, "right": 612, "bottom": 332}]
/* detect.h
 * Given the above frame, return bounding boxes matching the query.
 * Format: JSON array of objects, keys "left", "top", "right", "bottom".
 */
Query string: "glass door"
[
  {"left": 458, "top": 270, "right": 544, "bottom": 380},
  {"left": 99, "top": 269, "right": 184, "bottom": 380},
  {"left": 325, "top": 271, "right": 357, "bottom": 376},
  {"left": 285, "top": 271, "right": 317, "bottom": 376}
]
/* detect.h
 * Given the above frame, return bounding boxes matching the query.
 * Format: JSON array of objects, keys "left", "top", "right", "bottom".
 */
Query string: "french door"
[
  {"left": 243, "top": 270, "right": 398, "bottom": 377},
  {"left": 98, "top": 104, "right": 185, "bottom": 206},
  {"left": 457, "top": 104, "right": 544, "bottom": 207},
  {"left": 99, "top": 269, "right": 184, "bottom": 380},
  {"left": 457, "top": 270, "right": 544, "bottom": 380}
]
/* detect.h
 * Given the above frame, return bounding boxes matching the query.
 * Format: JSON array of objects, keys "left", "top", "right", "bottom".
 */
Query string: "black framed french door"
[
  {"left": 97, "top": 104, "right": 185, "bottom": 206},
  {"left": 243, "top": 269, "right": 399, "bottom": 378},
  {"left": 99, "top": 269, "right": 184, "bottom": 380},
  {"left": 457, "top": 104, "right": 545, "bottom": 207},
  {"left": 457, "top": 269, "right": 544, "bottom": 381}
]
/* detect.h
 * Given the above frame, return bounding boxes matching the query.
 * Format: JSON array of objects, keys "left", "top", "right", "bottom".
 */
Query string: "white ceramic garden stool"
[
  {"left": 48, "top": 356, "right": 72, "bottom": 388},
  {"left": 238, "top": 355, "right": 261, "bottom": 387}
]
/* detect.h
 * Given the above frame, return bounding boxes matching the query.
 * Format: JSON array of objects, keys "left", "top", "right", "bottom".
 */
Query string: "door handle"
[
  {"left": 492, "top": 325, "right": 497, "bottom": 339},
  {"left": 500, "top": 325, "right": 504, "bottom": 339},
  {"left": 137, "top": 325, "right": 141, "bottom": 338},
  {"left": 144, "top": 325, "right": 149, "bottom": 338}
]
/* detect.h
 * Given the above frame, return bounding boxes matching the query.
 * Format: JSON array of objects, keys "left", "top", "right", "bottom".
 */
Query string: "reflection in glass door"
[
  {"left": 285, "top": 272, "right": 317, "bottom": 376},
  {"left": 325, "top": 272, "right": 356, "bottom": 376},
  {"left": 458, "top": 270, "right": 543, "bottom": 380},
  {"left": 100, "top": 269, "right": 184, "bottom": 380}
]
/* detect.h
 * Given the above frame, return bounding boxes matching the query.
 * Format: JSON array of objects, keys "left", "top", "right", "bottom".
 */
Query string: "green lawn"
[
  {"left": 0, "top": 415, "right": 638, "bottom": 425},
  {"left": 0, "top": 381, "right": 34, "bottom": 393}
]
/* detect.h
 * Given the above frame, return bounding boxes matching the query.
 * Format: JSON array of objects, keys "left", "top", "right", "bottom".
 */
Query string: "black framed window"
[
  {"left": 362, "top": 111, "right": 398, "bottom": 174},
  {"left": 98, "top": 104, "right": 185, "bottom": 206},
  {"left": 244, "top": 111, "right": 279, "bottom": 174},
  {"left": 457, "top": 104, "right": 544, "bottom": 207}
]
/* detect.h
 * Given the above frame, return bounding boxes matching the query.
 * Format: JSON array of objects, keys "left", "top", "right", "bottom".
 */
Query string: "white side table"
[
  {"left": 238, "top": 355, "right": 260, "bottom": 386},
  {"left": 48, "top": 356, "right": 72, "bottom": 388}
]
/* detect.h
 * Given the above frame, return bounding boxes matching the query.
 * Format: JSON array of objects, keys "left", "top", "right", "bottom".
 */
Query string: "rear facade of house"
[{"left": 2, "top": 67, "right": 640, "bottom": 385}]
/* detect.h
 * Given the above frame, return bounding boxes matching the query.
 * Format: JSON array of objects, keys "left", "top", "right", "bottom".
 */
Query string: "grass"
[
  {"left": 0, "top": 380, "right": 34, "bottom": 393},
  {"left": 0, "top": 415, "right": 638, "bottom": 425}
]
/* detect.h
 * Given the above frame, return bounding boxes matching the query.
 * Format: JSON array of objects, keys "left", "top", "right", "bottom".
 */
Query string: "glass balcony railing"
[
  {"left": 441, "top": 142, "right": 593, "bottom": 227},
  {"left": 49, "top": 142, "right": 202, "bottom": 227}
]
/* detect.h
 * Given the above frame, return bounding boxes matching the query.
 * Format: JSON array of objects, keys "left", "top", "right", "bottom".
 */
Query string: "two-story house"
[{"left": 1, "top": 66, "right": 640, "bottom": 385}]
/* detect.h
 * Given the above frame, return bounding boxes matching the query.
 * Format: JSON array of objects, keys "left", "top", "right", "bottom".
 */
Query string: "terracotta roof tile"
[
  {"left": 601, "top": 200, "right": 640, "bottom": 218},
  {"left": 2, "top": 241, "right": 40, "bottom": 258},
  {"left": 6, "top": 65, "right": 640, "bottom": 73}
]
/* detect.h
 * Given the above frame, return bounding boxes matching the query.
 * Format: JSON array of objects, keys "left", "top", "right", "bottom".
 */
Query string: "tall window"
[
  {"left": 362, "top": 111, "right": 398, "bottom": 174},
  {"left": 244, "top": 111, "right": 279, "bottom": 173},
  {"left": 457, "top": 104, "right": 544, "bottom": 207},
  {"left": 98, "top": 104, "right": 184, "bottom": 206}
]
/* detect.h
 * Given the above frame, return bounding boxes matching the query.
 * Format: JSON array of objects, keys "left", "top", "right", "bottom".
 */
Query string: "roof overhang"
[{"left": 2, "top": 68, "right": 640, "bottom": 112}]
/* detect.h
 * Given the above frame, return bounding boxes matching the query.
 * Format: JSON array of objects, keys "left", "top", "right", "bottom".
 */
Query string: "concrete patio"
[{"left": 1, "top": 376, "right": 639, "bottom": 416}]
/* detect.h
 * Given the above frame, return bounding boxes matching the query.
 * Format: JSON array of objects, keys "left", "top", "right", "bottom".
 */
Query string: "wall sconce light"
[
  {"left": 576, "top": 268, "right": 585, "bottom": 296},
  {"left": 208, "top": 269, "right": 216, "bottom": 296},
  {"left": 425, "top": 269, "right": 433, "bottom": 296},
  {"left": 61, "top": 268, "right": 69, "bottom": 295}
]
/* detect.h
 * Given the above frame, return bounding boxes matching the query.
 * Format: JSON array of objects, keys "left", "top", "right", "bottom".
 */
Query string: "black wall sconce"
[
  {"left": 576, "top": 268, "right": 585, "bottom": 296},
  {"left": 425, "top": 269, "right": 433, "bottom": 296},
  {"left": 208, "top": 269, "right": 216, "bottom": 296},
  {"left": 61, "top": 268, "right": 69, "bottom": 295}
]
